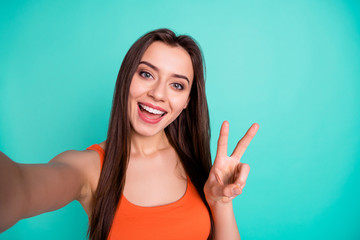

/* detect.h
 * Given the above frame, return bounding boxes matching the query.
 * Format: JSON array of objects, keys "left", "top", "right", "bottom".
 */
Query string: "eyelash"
[
  {"left": 139, "top": 70, "right": 184, "bottom": 90},
  {"left": 172, "top": 83, "right": 184, "bottom": 90},
  {"left": 139, "top": 71, "right": 153, "bottom": 79}
]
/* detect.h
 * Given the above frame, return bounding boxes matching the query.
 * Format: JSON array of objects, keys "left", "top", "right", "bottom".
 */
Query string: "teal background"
[{"left": 1, "top": 0, "right": 359, "bottom": 239}]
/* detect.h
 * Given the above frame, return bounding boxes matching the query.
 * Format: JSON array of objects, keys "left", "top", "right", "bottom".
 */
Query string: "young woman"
[{"left": 0, "top": 28, "right": 259, "bottom": 240}]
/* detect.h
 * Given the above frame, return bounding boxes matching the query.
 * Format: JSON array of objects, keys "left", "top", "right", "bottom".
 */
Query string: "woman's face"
[{"left": 128, "top": 41, "right": 194, "bottom": 137}]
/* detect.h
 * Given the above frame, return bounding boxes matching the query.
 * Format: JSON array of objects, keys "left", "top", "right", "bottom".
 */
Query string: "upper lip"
[{"left": 138, "top": 102, "right": 167, "bottom": 113}]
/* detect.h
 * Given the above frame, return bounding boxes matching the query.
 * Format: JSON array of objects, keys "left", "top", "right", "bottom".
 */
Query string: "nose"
[{"left": 148, "top": 80, "right": 167, "bottom": 101}]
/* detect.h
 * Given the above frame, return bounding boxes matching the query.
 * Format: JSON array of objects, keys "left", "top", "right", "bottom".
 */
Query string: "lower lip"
[{"left": 137, "top": 106, "right": 165, "bottom": 124}]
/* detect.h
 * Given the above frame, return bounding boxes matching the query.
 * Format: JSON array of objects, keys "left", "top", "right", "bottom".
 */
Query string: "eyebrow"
[{"left": 139, "top": 61, "right": 190, "bottom": 84}]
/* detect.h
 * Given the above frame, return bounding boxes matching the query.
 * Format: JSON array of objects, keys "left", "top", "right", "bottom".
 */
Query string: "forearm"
[
  {"left": 0, "top": 150, "right": 85, "bottom": 232},
  {"left": 209, "top": 201, "right": 240, "bottom": 240},
  {"left": 0, "top": 152, "right": 27, "bottom": 232}
]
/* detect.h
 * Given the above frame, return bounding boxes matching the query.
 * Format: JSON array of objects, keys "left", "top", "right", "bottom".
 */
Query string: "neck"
[{"left": 130, "top": 130, "right": 170, "bottom": 157}]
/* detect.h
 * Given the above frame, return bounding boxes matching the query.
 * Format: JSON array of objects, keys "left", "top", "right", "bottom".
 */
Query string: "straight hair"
[{"left": 88, "top": 28, "right": 214, "bottom": 240}]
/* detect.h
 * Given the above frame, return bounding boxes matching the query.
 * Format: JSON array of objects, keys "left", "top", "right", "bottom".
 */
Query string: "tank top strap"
[{"left": 86, "top": 144, "right": 105, "bottom": 170}]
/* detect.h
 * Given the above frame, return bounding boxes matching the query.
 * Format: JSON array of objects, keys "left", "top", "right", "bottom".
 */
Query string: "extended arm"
[{"left": 0, "top": 150, "right": 89, "bottom": 232}]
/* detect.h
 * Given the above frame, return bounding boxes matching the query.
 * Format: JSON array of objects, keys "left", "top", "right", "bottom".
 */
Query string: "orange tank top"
[{"left": 86, "top": 144, "right": 211, "bottom": 240}]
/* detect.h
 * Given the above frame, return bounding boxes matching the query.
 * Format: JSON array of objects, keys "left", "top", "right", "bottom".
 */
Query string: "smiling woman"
[
  {"left": 0, "top": 29, "right": 259, "bottom": 240},
  {"left": 128, "top": 42, "right": 194, "bottom": 136}
]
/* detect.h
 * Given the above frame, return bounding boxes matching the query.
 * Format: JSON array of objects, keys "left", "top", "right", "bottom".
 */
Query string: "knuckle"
[
  {"left": 242, "top": 163, "right": 250, "bottom": 170},
  {"left": 238, "top": 140, "right": 249, "bottom": 148}
]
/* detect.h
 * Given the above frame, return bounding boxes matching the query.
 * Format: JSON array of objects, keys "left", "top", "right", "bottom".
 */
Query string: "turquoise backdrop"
[{"left": 1, "top": 0, "right": 359, "bottom": 239}]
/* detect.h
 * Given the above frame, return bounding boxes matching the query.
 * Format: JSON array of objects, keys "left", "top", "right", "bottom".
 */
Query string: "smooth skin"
[
  {"left": 0, "top": 41, "right": 259, "bottom": 240},
  {"left": 204, "top": 121, "right": 259, "bottom": 240},
  {"left": 124, "top": 42, "right": 194, "bottom": 207}
]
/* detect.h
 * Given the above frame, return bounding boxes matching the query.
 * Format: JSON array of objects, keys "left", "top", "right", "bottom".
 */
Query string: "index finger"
[
  {"left": 216, "top": 121, "right": 229, "bottom": 157},
  {"left": 231, "top": 123, "right": 259, "bottom": 160}
]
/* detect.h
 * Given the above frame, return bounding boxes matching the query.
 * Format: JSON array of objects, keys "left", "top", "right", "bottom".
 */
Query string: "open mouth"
[{"left": 138, "top": 103, "right": 167, "bottom": 122}]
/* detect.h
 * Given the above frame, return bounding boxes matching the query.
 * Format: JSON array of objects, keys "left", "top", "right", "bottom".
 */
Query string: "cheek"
[
  {"left": 129, "top": 81, "right": 138, "bottom": 98},
  {"left": 171, "top": 95, "right": 190, "bottom": 113},
  {"left": 129, "top": 79, "right": 146, "bottom": 100},
  {"left": 128, "top": 81, "right": 141, "bottom": 115}
]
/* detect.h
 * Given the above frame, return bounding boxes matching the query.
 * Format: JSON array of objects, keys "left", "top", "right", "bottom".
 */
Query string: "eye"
[
  {"left": 139, "top": 71, "right": 153, "bottom": 79},
  {"left": 172, "top": 83, "right": 184, "bottom": 90}
]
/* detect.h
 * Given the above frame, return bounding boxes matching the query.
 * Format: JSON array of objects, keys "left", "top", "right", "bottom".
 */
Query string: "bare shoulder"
[
  {"left": 49, "top": 148, "right": 101, "bottom": 172},
  {"left": 48, "top": 144, "right": 104, "bottom": 198}
]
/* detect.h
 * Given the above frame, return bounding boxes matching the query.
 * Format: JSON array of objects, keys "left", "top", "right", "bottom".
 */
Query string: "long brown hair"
[{"left": 88, "top": 28, "right": 214, "bottom": 240}]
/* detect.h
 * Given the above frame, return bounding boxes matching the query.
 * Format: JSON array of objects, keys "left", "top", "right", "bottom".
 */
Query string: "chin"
[{"left": 130, "top": 124, "right": 164, "bottom": 137}]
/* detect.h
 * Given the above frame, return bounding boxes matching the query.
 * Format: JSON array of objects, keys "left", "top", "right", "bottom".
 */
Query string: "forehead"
[{"left": 140, "top": 41, "right": 194, "bottom": 83}]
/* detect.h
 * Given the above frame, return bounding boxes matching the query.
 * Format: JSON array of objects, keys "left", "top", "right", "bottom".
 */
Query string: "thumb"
[{"left": 222, "top": 183, "right": 242, "bottom": 202}]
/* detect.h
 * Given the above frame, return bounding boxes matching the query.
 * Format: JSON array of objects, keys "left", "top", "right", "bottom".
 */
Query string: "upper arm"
[{"left": 19, "top": 150, "right": 92, "bottom": 218}]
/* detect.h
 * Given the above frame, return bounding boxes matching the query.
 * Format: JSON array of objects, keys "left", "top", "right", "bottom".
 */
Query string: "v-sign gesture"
[{"left": 204, "top": 121, "right": 259, "bottom": 206}]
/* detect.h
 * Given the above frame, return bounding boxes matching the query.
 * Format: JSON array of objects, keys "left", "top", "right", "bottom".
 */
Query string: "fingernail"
[{"left": 232, "top": 187, "right": 241, "bottom": 195}]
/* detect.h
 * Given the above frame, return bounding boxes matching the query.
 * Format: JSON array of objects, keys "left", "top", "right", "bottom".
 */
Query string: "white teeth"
[{"left": 139, "top": 104, "right": 165, "bottom": 115}]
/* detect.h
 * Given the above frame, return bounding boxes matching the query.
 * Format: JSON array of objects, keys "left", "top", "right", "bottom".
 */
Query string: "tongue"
[{"left": 141, "top": 109, "right": 162, "bottom": 119}]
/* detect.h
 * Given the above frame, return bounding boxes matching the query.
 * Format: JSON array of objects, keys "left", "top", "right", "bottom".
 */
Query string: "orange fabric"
[{"left": 86, "top": 144, "right": 211, "bottom": 240}]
